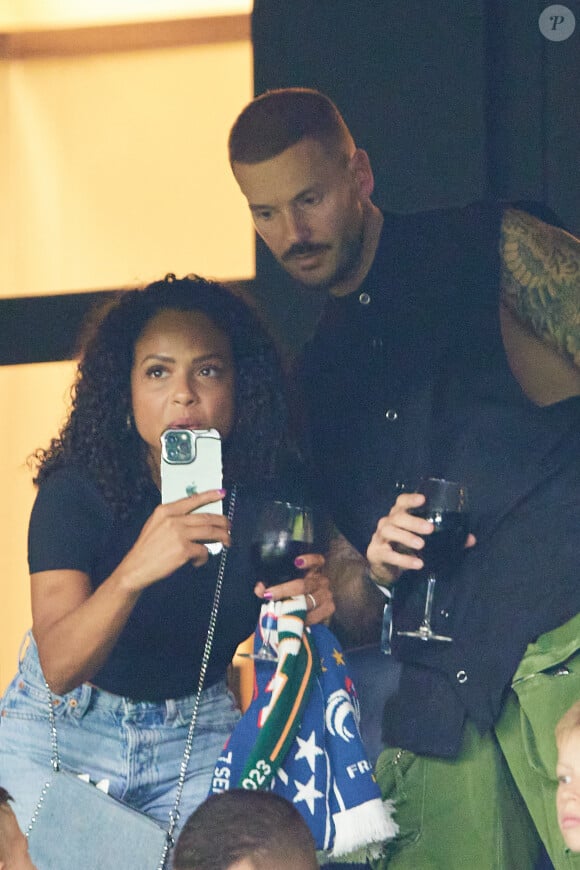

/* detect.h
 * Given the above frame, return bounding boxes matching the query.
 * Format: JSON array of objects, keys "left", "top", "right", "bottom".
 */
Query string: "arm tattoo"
[{"left": 500, "top": 208, "right": 580, "bottom": 368}]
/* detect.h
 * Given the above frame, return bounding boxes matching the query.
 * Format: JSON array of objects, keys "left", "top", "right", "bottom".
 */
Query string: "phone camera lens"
[{"left": 164, "top": 430, "right": 192, "bottom": 462}]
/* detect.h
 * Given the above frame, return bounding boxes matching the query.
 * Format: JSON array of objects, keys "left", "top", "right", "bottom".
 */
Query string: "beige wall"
[
  {"left": 0, "top": 0, "right": 250, "bottom": 30},
  {"left": 0, "top": 362, "right": 75, "bottom": 689},
  {"left": 2, "top": 42, "right": 254, "bottom": 296},
  {"left": 0, "top": 16, "right": 254, "bottom": 691}
]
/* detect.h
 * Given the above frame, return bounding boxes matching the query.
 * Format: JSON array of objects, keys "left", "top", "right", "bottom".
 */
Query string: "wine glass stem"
[
  {"left": 421, "top": 574, "right": 437, "bottom": 632},
  {"left": 261, "top": 607, "right": 275, "bottom": 649}
]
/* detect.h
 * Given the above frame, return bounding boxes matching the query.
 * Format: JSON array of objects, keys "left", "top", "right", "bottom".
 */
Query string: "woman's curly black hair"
[{"left": 31, "top": 275, "right": 290, "bottom": 518}]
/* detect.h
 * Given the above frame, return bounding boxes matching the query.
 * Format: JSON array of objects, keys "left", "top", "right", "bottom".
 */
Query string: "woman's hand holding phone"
[{"left": 118, "top": 490, "right": 230, "bottom": 592}]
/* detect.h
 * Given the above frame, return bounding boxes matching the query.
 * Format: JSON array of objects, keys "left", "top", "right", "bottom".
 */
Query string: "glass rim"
[{"left": 416, "top": 476, "right": 462, "bottom": 485}]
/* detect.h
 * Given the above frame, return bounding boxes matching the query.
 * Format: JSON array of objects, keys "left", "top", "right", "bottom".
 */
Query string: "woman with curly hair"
[{"left": 0, "top": 275, "right": 333, "bottom": 862}]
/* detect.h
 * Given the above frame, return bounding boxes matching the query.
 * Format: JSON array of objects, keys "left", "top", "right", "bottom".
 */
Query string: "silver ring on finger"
[{"left": 307, "top": 592, "right": 317, "bottom": 610}]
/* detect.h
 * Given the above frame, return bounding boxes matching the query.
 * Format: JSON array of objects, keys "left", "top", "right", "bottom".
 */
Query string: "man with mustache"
[{"left": 228, "top": 88, "right": 580, "bottom": 870}]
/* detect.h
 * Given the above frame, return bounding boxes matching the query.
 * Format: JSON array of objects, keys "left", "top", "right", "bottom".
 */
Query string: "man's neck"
[{"left": 329, "top": 204, "right": 384, "bottom": 298}]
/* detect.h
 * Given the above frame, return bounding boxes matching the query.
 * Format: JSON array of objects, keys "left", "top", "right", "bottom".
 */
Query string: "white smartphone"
[{"left": 160, "top": 428, "right": 223, "bottom": 554}]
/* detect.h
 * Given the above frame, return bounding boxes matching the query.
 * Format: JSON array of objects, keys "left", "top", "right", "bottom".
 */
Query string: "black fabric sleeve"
[{"left": 28, "top": 468, "right": 111, "bottom": 575}]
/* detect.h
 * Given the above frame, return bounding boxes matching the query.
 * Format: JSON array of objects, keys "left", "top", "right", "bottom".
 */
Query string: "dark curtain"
[{"left": 248, "top": 0, "right": 580, "bottom": 352}]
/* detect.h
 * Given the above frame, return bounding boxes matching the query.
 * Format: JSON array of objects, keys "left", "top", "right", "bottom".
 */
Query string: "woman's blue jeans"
[{"left": 0, "top": 633, "right": 241, "bottom": 844}]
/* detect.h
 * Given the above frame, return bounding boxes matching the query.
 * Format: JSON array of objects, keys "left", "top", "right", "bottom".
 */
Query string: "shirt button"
[
  {"left": 359, "top": 292, "right": 371, "bottom": 305},
  {"left": 456, "top": 670, "right": 468, "bottom": 684},
  {"left": 385, "top": 409, "right": 398, "bottom": 422},
  {"left": 69, "top": 698, "right": 78, "bottom": 708},
  {"left": 395, "top": 480, "right": 405, "bottom": 492}
]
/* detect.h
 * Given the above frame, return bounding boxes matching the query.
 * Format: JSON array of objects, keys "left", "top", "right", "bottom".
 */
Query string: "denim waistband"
[{"left": 18, "top": 631, "right": 227, "bottom": 721}]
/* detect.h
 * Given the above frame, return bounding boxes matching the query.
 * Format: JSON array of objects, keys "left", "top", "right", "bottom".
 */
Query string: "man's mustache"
[{"left": 282, "top": 243, "right": 330, "bottom": 262}]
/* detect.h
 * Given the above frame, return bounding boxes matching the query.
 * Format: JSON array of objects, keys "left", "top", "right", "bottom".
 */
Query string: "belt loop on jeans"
[
  {"left": 165, "top": 699, "right": 178, "bottom": 724},
  {"left": 17, "top": 630, "right": 34, "bottom": 668}
]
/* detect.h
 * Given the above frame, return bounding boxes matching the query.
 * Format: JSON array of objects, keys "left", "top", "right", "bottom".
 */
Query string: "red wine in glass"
[
  {"left": 411, "top": 508, "right": 470, "bottom": 577},
  {"left": 398, "top": 478, "right": 469, "bottom": 642},
  {"left": 241, "top": 501, "right": 314, "bottom": 662},
  {"left": 250, "top": 539, "right": 311, "bottom": 586}
]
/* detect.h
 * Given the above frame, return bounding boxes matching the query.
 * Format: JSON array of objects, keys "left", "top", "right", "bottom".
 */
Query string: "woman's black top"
[{"left": 28, "top": 466, "right": 274, "bottom": 701}]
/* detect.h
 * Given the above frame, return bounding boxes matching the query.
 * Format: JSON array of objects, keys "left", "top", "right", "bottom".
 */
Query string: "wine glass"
[
  {"left": 397, "top": 477, "right": 469, "bottom": 643},
  {"left": 240, "top": 500, "right": 314, "bottom": 662}
]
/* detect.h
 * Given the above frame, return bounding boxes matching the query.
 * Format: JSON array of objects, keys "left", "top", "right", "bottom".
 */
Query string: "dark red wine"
[
  {"left": 251, "top": 539, "right": 310, "bottom": 586},
  {"left": 412, "top": 509, "right": 470, "bottom": 575}
]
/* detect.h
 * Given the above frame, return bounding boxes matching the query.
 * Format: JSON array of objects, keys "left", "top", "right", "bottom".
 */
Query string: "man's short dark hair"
[
  {"left": 228, "top": 87, "right": 353, "bottom": 166},
  {"left": 173, "top": 790, "right": 318, "bottom": 870}
]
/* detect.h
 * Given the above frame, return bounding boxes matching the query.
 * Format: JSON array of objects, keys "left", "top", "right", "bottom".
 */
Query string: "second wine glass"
[
  {"left": 243, "top": 500, "right": 314, "bottom": 662},
  {"left": 397, "top": 477, "right": 469, "bottom": 643}
]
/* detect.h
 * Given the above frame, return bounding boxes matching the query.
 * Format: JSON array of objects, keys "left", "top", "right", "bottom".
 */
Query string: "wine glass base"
[{"left": 397, "top": 628, "right": 452, "bottom": 643}]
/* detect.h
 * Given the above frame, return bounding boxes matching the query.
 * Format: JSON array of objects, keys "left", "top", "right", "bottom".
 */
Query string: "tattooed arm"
[
  {"left": 500, "top": 208, "right": 580, "bottom": 370},
  {"left": 325, "top": 527, "right": 384, "bottom": 648}
]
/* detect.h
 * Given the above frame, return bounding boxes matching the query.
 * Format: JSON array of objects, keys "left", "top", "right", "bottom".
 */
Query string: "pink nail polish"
[
  {"left": 294, "top": 557, "right": 305, "bottom": 568},
  {"left": 218, "top": 489, "right": 227, "bottom": 497},
  {"left": 263, "top": 591, "right": 273, "bottom": 601}
]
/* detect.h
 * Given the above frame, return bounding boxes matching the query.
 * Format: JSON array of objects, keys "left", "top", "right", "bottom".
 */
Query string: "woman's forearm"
[{"left": 32, "top": 567, "right": 142, "bottom": 695}]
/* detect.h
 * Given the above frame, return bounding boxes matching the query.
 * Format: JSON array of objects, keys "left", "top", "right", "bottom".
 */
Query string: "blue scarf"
[{"left": 209, "top": 597, "right": 398, "bottom": 861}]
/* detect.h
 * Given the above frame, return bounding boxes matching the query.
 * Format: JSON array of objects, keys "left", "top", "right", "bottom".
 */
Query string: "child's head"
[
  {"left": 0, "top": 788, "right": 37, "bottom": 870},
  {"left": 556, "top": 701, "right": 580, "bottom": 851},
  {"left": 173, "top": 790, "right": 318, "bottom": 870}
]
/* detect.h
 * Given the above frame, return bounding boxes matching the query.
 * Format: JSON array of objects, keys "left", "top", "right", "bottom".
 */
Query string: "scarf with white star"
[{"left": 208, "top": 596, "right": 398, "bottom": 860}]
